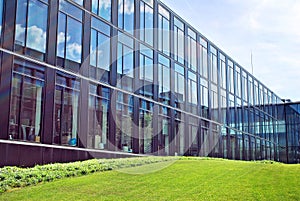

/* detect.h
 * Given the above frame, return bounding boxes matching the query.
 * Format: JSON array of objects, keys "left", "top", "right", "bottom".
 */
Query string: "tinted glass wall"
[{"left": 0, "top": 0, "right": 299, "bottom": 164}]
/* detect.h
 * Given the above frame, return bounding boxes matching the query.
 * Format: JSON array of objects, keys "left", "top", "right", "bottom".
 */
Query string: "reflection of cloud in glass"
[
  {"left": 119, "top": 0, "right": 134, "bottom": 15},
  {"left": 66, "top": 42, "right": 82, "bottom": 63},
  {"left": 99, "top": 0, "right": 111, "bottom": 10},
  {"left": 57, "top": 32, "right": 70, "bottom": 45},
  {"left": 15, "top": 24, "right": 25, "bottom": 45},
  {"left": 26, "top": 25, "right": 47, "bottom": 53}
]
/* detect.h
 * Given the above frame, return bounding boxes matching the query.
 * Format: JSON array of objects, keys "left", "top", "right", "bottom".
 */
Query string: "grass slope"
[{"left": 0, "top": 159, "right": 299, "bottom": 201}]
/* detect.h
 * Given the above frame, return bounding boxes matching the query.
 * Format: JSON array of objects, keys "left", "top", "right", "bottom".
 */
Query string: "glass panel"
[
  {"left": 139, "top": 100, "right": 153, "bottom": 154},
  {"left": 59, "top": 0, "right": 82, "bottom": 21},
  {"left": 88, "top": 84, "right": 110, "bottom": 150},
  {"left": 91, "top": 17, "right": 110, "bottom": 36},
  {"left": 54, "top": 74, "right": 80, "bottom": 146},
  {"left": 92, "top": 0, "right": 111, "bottom": 21},
  {"left": 174, "top": 17, "right": 184, "bottom": 64},
  {"left": 118, "top": 0, "right": 134, "bottom": 32},
  {"left": 9, "top": 60, "right": 45, "bottom": 142},
  {"left": 26, "top": 0, "right": 48, "bottom": 53},
  {"left": 15, "top": 0, "right": 48, "bottom": 59},
  {"left": 57, "top": 13, "right": 66, "bottom": 58},
  {"left": 15, "top": 0, "right": 27, "bottom": 47},
  {"left": 0, "top": 0, "right": 3, "bottom": 35},
  {"left": 66, "top": 17, "right": 82, "bottom": 63},
  {"left": 188, "top": 28, "right": 197, "bottom": 71},
  {"left": 140, "top": 1, "right": 153, "bottom": 45},
  {"left": 116, "top": 92, "right": 133, "bottom": 152}
]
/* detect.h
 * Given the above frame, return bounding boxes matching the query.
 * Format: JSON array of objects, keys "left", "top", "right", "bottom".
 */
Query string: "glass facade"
[{"left": 0, "top": 0, "right": 299, "bottom": 165}]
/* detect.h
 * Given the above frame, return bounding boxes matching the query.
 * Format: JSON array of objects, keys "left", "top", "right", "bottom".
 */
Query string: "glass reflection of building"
[{"left": 0, "top": 0, "right": 299, "bottom": 166}]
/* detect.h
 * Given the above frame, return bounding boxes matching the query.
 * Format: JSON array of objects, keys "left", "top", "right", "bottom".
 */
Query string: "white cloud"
[
  {"left": 66, "top": 42, "right": 82, "bottom": 63},
  {"left": 57, "top": 32, "right": 70, "bottom": 45},
  {"left": 118, "top": 0, "right": 134, "bottom": 15},
  {"left": 26, "top": 25, "right": 47, "bottom": 52},
  {"left": 99, "top": 0, "right": 111, "bottom": 10}
]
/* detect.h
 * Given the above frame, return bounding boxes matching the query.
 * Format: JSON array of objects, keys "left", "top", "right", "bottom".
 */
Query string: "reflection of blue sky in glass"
[
  {"left": 66, "top": 17, "right": 82, "bottom": 63},
  {"left": 90, "top": 17, "right": 111, "bottom": 70},
  {"left": 118, "top": 0, "right": 134, "bottom": 32},
  {"left": 0, "top": 0, "right": 3, "bottom": 34},
  {"left": 15, "top": 0, "right": 48, "bottom": 53},
  {"left": 92, "top": 0, "right": 111, "bottom": 22},
  {"left": 57, "top": 0, "right": 83, "bottom": 63},
  {"left": 27, "top": 0, "right": 48, "bottom": 53}
]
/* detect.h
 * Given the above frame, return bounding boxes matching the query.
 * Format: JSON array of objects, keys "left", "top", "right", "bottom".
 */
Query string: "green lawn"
[{"left": 0, "top": 159, "right": 299, "bottom": 201}]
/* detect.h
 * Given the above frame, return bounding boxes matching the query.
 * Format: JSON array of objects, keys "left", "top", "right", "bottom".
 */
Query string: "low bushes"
[{"left": 0, "top": 156, "right": 176, "bottom": 193}]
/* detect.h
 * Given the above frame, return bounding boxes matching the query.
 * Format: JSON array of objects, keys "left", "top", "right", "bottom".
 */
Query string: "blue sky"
[{"left": 161, "top": 0, "right": 300, "bottom": 101}]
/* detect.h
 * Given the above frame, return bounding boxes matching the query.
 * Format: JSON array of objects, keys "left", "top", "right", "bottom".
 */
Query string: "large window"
[
  {"left": 0, "top": 0, "right": 4, "bottom": 37},
  {"left": 200, "top": 79, "right": 209, "bottom": 118},
  {"left": 220, "top": 53, "right": 226, "bottom": 89},
  {"left": 15, "top": 0, "right": 48, "bottom": 61},
  {"left": 118, "top": 0, "right": 134, "bottom": 33},
  {"left": 57, "top": 0, "right": 83, "bottom": 70},
  {"left": 117, "top": 32, "right": 134, "bottom": 91},
  {"left": 174, "top": 63, "right": 185, "bottom": 106},
  {"left": 92, "top": 0, "right": 111, "bottom": 22},
  {"left": 54, "top": 73, "right": 80, "bottom": 146},
  {"left": 158, "top": 54, "right": 170, "bottom": 104},
  {"left": 90, "top": 17, "right": 111, "bottom": 83},
  {"left": 187, "top": 28, "right": 197, "bottom": 72},
  {"left": 139, "top": 44, "right": 153, "bottom": 98},
  {"left": 158, "top": 106, "right": 170, "bottom": 155},
  {"left": 158, "top": 5, "right": 170, "bottom": 55},
  {"left": 228, "top": 60, "right": 234, "bottom": 94},
  {"left": 9, "top": 59, "right": 44, "bottom": 142},
  {"left": 116, "top": 92, "right": 133, "bottom": 152},
  {"left": 140, "top": 0, "right": 153, "bottom": 45},
  {"left": 139, "top": 99, "right": 153, "bottom": 154},
  {"left": 188, "top": 71, "right": 197, "bottom": 105},
  {"left": 210, "top": 46, "right": 218, "bottom": 84},
  {"left": 235, "top": 65, "right": 241, "bottom": 98},
  {"left": 199, "top": 38, "right": 208, "bottom": 79},
  {"left": 174, "top": 17, "right": 184, "bottom": 64},
  {"left": 88, "top": 84, "right": 110, "bottom": 150},
  {"left": 175, "top": 111, "right": 185, "bottom": 155}
]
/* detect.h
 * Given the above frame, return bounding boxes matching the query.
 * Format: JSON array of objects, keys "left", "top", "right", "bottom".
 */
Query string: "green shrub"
[{"left": 0, "top": 156, "right": 177, "bottom": 193}]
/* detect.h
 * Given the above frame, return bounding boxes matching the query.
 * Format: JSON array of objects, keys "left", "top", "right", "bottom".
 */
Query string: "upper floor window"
[
  {"left": 188, "top": 70, "right": 197, "bottom": 105},
  {"left": 210, "top": 45, "right": 217, "bottom": 84},
  {"left": 174, "top": 17, "right": 184, "bottom": 64},
  {"left": 117, "top": 32, "right": 134, "bottom": 91},
  {"left": 0, "top": 0, "right": 4, "bottom": 37},
  {"left": 187, "top": 28, "right": 197, "bottom": 72},
  {"left": 90, "top": 17, "right": 111, "bottom": 83},
  {"left": 139, "top": 44, "right": 153, "bottom": 98},
  {"left": 175, "top": 63, "right": 185, "bottom": 103},
  {"left": 158, "top": 5, "right": 170, "bottom": 55},
  {"left": 15, "top": 0, "right": 48, "bottom": 61},
  {"left": 92, "top": 0, "right": 111, "bottom": 22},
  {"left": 220, "top": 53, "right": 226, "bottom": 89},
  {"left": 140, "top": 0, "right": 153, "bottom": 45},
  {"left": 158, "top": 54, "right": 170, "bottom": 104},
  {"left": 199, "top": 38, "right": 208, "bottom": 79},
  {"left": 118, "top": 0, "right": 134, "bottom": 33},
  {"left": 57, "top": 0, "right": 83, "bottom": 70}
]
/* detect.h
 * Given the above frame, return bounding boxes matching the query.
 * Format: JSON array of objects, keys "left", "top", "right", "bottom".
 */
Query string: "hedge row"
[{"left": 0, "top": 156, "right": 176, "bottom": 193}]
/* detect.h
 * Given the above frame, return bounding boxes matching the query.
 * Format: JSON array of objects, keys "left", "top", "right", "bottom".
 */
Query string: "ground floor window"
[
  {"left": 9, "top": 59, "right": 44, "bottom": 142},
  {"left": 53, "top": 73, "right": 80, "bottom": 146}
]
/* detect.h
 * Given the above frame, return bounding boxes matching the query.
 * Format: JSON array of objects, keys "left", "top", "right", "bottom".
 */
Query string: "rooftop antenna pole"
[{"left": 251, "top": 50, "right": 254, "bottom": 75}]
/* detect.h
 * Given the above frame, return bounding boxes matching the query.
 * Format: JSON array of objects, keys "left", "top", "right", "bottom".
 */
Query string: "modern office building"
[{"left": 0, "top": 0, "right": 299, "bottom": 167}]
